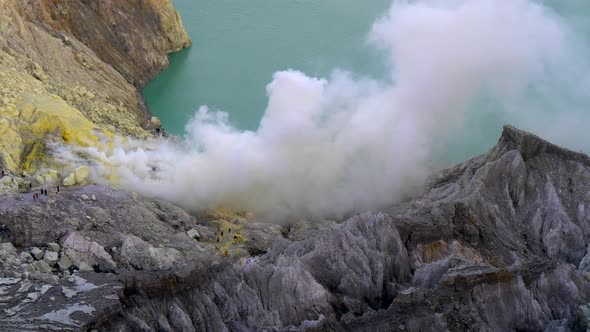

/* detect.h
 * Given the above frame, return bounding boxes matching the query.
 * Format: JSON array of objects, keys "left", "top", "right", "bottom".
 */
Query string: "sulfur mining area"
[{"left": 3, "top": 1, "right": 590, "bottom": 332}]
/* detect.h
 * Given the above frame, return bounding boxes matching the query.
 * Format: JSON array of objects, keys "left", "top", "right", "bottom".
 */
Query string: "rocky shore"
[{"left": 2, "top": 126, "right": 590, "bottom": 331}]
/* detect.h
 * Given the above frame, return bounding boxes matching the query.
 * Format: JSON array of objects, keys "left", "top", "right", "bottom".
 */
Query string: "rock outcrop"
[
  {"left": 0, "top": 0, "right": 191, "bottom": 172},
  {"left": 3, "top": 126, "right": 590, "bottom": 331}
]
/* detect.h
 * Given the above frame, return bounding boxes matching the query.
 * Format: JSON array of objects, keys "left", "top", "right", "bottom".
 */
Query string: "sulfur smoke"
[{"left": 54, "top": 0, "right": 590, "bottom": 220}]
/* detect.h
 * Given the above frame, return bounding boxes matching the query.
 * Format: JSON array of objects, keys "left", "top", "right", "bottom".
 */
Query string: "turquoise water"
[
  {"left": 144, "top": 0, "right": 391, "bottom": 134},
  {"left": 144, "top": 0, "right": 590, "bottom": 163}
]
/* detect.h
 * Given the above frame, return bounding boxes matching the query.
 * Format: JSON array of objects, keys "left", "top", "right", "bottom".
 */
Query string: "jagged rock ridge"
[{"left": 3, "top": 126, "right": 590, "bottom": 331}]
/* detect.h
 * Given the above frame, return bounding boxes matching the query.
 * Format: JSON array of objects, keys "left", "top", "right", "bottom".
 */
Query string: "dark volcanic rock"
[{"left": 4, "top": 126, "right": 590, "bottom": 331}]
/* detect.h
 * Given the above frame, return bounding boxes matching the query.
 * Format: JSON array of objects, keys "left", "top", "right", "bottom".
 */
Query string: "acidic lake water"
[
  {"left": 143, "top": 0, "right": 391, "bottom": 134},
  {"left": 144, "top": 0, "right": 590, "bottom": 163}
]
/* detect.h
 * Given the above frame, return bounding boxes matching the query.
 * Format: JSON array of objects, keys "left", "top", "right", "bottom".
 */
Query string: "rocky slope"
[
  {"left": 2, "top": 126, "right": 590, "bottom": 331},
  {"left": 0, "top": 0, "right": 191, "bottom": 173}
]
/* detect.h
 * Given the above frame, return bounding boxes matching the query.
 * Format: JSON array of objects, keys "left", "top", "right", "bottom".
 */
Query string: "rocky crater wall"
[
  {"left": 0, "top": 0, "right": 191, "bottom": 172},
  {"left": 3, "top": 127, "right": 590, "bottom": 331}
]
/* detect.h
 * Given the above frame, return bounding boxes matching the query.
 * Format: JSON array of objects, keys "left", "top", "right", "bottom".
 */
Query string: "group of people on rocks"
[
  {"left": 32, "top": 186, "right": 60, "bottom": 201},
  {"left": 0, "top": 168, "right": 66, "bottom": 202}
]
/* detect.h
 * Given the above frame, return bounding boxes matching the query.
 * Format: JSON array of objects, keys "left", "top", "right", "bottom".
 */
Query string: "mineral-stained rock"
[
  {"left": 62, "top": 173, "right": 76, "bottom": 187},
  {"left": 0, "top": 0, "right": 191, "bottom": 172},
  {"left": 74, "top": 166, "right": 91, "bottom": 185},
  {"left": 0, "top": 176, "right": 13, "bottom": 186},
  {"left": 34, "top": 175, "right": 45, "bottom": 186}
]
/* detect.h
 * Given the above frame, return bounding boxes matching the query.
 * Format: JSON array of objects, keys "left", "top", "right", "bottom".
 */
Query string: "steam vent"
[{"left": 2, "top": 1, "right": 590, "bottom": 331}]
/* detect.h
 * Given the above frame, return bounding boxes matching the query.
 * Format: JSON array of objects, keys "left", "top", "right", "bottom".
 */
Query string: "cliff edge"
[{"left": 0, "top": 0, "right": 191, "bottom": 172}]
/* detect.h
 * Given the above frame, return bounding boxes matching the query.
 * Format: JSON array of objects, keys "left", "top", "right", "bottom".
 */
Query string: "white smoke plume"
[{"left": 54, "top": 0, "right": 590, "bottom": 220}]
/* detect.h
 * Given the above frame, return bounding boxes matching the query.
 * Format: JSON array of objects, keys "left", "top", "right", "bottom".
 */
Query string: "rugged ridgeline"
[
  {"left": 1, "top": 126, "right": 590, "bottom": 331},
  {"left": 0, "top": 0, "right": 190, "bottom": 172}
]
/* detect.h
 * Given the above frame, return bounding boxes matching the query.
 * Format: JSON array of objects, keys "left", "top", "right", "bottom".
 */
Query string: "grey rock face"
[
  {"left": 0, "top": 273, "right": 121, "bottom": 331},
  {"left": 98, "top": 126, "right": 590, "bottom": 331},
  {"left": 77, "top": 262, "right": 94, "bottom": 272},
  {"left": 43, "top": 251, "right": 58, "bottom": 267},
  {"left": 5, "top": 126, "right": 590, "bottom": 331},
  {"left": 186, "top": 228, "right": 200, "bottom": 240},
  {"left": 120, "top": 235, "right": 182, "bottom": 270},
  {"left": 0, "top": 242, "right": 16, "bottom": 257},
  {"left": 29, "top": 247, "right": 44, "bottom": 261},
  {"left": 0, "top": 242, "right": 17, "bottom": 264},
  {"left": 32, "top": 260, "right": 51, "bottom": 274},
  {"left": 61, "top": 230, "right": 116, "bottom": 271},
  {"left": 57, "top": 255, "right": 73, "bottom": 270},
  {"left": 18, "top": 252, "right": 33, "bottom": 263},
  {"left": 47, "top": 243, "right": 60, "bottom": 252}
]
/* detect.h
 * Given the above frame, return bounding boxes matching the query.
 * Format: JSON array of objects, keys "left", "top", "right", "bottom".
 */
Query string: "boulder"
[
  {"left": 120, "top": 235, "right": 182, "bottom": 270},
  {"left": 61, "top": 230, "right": 116, "bottom": 270},
  {"left": 13, "top": 177, "right": 23, "bottom": 186},
  {"left": 30, "top": 62, "right": 48, "bottom": 81},
  {"left": 19, "top": 252, "right": 33, "bottom": 263},
  {"left": 47, "top": 170, "right": 58, "bottom": 181},
  {"left": 33, "top": 260, "right": 52, "bottom": 274},
  {"left": 24, "top": 263, "right": 36, "bottom": 273},
  {"left": 1, "top": 176, "right": 13, "bottom": 185},
  {"left": 0, "top": 242, "right": 16, "bottom": 257},
  {"left": 77, "top": 261, "right": 94, "bottom": 272},
  {"left": 63, "top": 173, "right": 76, "bottom": 186},
  {"left": 74, "top": 166, "right": 90, "bottom": 184},
  {"left": 186, "top": 228, "right": 200, "bottom": 240},
  {"left": 57, "top": 255, "right": 73, "bottom": 270},
  {"left": 151, "top": 116, "right": 161, "bottom": 127},
  {"left": 43, "top": 251, "right": 58, "bottom": 266},
  {"left": 34, "top": 175, "right": 45, "bottom": 185},
  {"left": 42, "top": 174, "right": 54, "bottom": 185},
  {"left": 47, "top": 243, "right": 60, "bottom": 252},
  {"left": 30, "top": 247, "right": 44, "bottom": 260},
  {"left": 0, "top": 242, "right": 17, "bottom": 263}
]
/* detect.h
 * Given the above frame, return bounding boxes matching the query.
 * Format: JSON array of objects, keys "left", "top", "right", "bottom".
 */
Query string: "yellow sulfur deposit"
[
  {"left": 0, "top": 92, "right": 109, "bottom": 173},
  {"left": 212, "top": 219, "right": 246, "bottom": 257}
]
